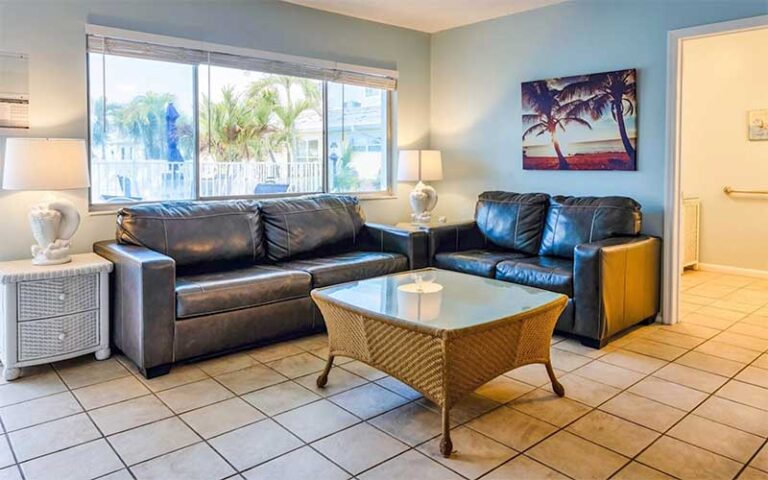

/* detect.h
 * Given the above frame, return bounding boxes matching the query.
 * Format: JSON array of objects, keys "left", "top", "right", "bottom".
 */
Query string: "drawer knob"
[
  {"left": 58, "top": 294, "right": 66, "bottom": 301},
  {"left": 57, "top": 332, "right": 67, "bottom": 341}
]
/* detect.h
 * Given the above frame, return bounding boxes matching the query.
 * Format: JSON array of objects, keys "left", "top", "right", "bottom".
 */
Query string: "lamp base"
[
  {"left": 409, "top": 181, "right": 438, "bottom": 225},
  {"left": 28, "top": 197, "right": 80, "bottom": 267}
]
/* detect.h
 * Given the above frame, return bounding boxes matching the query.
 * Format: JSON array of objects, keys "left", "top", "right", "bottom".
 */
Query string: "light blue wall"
[
  {"left": 0, "top": 0, "right": 431, "bottom": 260},
  {"left": 2, "top": 0, "right": 767, "bottom": 262},
  {"left": 430, "top": 0, "right": 768, "bottom": 235}
]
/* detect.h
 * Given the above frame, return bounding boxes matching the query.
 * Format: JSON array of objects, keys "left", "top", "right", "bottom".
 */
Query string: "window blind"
[{"left": 86, "top": 34, "right": 398, "bottom": 90}]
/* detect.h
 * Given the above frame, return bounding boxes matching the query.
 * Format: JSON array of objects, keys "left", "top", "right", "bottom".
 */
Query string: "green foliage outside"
[
  {"left": 92, "top": 74, "right": 321, "bottom": 164},
  {"left": 330, "top": 142, "right": 360, "bottom": 192}
]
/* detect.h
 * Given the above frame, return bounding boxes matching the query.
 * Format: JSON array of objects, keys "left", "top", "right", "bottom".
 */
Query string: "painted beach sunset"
[{"left": 522, "top": 69, "right": 637, "bottom": 171}]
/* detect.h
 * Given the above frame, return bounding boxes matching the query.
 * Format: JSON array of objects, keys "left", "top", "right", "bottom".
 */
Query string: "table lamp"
[
  {"left": 398, "top": 149, "right": 443, "bottom": 224},
  {"left": 2, "top": 138, "right": 89, "bottom": 265}
]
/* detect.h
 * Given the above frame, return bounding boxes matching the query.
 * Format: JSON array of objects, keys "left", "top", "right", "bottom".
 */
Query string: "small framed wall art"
[{"left": 748, "top": 109, "right": 768, "bottom": 141}]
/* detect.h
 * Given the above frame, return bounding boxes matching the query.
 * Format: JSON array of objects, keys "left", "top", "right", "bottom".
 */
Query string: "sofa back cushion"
[
  {"left": 539, "top": 196, "right": 642, "bottom": 258},
  {"left": 117, "top": 200, "right": 264, "bottom": 267},
  {"left": 474, "top": 191, "right": 550, "bottom": 255},
  {"left": 260, "top": 194, "right": 366, "bottom": 261}
]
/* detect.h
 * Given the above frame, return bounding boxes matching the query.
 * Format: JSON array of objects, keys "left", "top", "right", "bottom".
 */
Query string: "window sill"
[
  {"left": 89, "top": 208, "right": 120, "bottom": 216},
  {"left": 357, "top": 193, "right": 398, "bottom": 201},
  {"left": 89, "top": 192, "right": 400, "bottom": 215}
]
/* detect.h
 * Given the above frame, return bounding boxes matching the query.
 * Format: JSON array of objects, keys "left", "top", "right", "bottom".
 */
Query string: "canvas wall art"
[
  {"left": 522, "top": 68, "right": 637, "bottom": 170},
  {"left": 748, "top": 109, "right": 768, "bottom": 141}
]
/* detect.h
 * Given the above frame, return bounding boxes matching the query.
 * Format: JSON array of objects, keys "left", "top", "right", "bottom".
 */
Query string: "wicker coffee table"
[{"left": 311, "top": 268, "right": 568, "bottom": 457}]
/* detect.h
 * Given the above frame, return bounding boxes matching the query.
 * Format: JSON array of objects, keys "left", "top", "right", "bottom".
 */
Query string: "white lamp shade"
[
  {"left": 397, "top": 149, "right": 443, "bottom": 182},
  {"left": 420, "top": 150, "right": 443, "bottom": 181},
  {"left": 3, "top": 138, "right": 89, "bottom": 191},
  {"left": 397, "top": 150, "right": 420, "bottom": 182}
]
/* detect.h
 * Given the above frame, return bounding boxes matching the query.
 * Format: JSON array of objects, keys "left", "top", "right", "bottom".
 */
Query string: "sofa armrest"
[
  {"left": 358, "top": 223, "right": 429, "bottom": 269},
  {"left": 573, "top": 236, "right": 661, "bottom": 343},
  {"left": 425, "top": 221, "right": 485, "bottom": 263},
  {"left": 94, "top": 240, "right": 176, "bottom": 376}
]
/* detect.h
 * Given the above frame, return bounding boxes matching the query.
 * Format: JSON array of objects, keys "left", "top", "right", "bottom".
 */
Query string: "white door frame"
[{"left": 663, "top": 14, "right": 768, "bottom": 325}]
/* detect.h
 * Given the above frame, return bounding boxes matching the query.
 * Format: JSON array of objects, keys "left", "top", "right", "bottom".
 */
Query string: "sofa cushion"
[
  {"left": 260, "top": 195, "right": 366, "bottom": 261},
  {"left": 118, "top": 200, "right": 264, "bottom": 267},
  {"left": 538, "top": 196, "right": 641, "bottom": 259},
  {"left": 278, "top": 251, "right": 407, "bottom": 288},
  {"left": 175, "top": 266, "right": 311, "bottom": 319},
  {"left": 475, "top": 192, "right": 550, "bottom": 255},
  {"left": 434, "top": 249, "right": 532, "bottom": 278},
  {"left": 495, "top": 256, "right": 574, "bottom": 297}
]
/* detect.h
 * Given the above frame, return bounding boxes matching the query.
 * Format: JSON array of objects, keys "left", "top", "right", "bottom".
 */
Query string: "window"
[
  {"left": 88, "top": 54, "right": 196, "bottom": 203},
  {"left": 86, "top": 28, "right": 396, "bottom": 206},
  {"left": 327, "top": 83, "right": 388, "bottom": 193}
]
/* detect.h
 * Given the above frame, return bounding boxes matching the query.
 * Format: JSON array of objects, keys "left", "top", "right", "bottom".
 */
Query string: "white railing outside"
[{"left": 91, "top": 160, "right": 323, "bottom": 203}]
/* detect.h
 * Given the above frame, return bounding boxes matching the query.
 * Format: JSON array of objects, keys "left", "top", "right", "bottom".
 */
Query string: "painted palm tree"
[
  {"left": 560, "top": 70, "right": 636, "bottom": 162},
  {"left": 116, "top": 92, "right": 175, "bottom": 160},
  {"left": 199, "top": 86, "right": 277, "bottom": 162},
  {"left": 248, "top": 76, "right": 321, "bottom": 163},
  {"left": 522, "top": 80, "right": 592, "bottom": 170}
]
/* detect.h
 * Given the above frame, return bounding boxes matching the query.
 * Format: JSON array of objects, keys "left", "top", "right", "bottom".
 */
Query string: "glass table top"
[{"left": 313, "top": 268, "right": 565, "bottom": 331}]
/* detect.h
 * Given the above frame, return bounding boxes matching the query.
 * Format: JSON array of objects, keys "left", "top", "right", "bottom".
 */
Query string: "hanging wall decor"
[
  {"left": 0, "top": 51, "right": 29, "bottom": 129},
  {"left": 522, "top": 68, "right": 637, "bottom": 170},
  {"left": 748, "top": 109, "right": 768, "bottom": 141}
]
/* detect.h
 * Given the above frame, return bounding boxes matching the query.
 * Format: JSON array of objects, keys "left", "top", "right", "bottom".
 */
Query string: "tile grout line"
[
  {"left": 49, "top": 361, "right": 135, "bottom": 480},
  {"left": 624, "top": 287, "right": 768, "bottom": 479},
  {"left": 0, "top": 342, "right": 746, "bottom": 480},
  {"left": 3, "top": 274, "right": 768, "bottom": 479},
  {"left": 557, "top": 339, "right": 768, "bottom": 439},
  {"left": 0, "top": 416, "right": 26, "bottom": 480},
  {"left": 132, "top": 338, "right": 419, "bottom": 478},
  {"left": 233, "top": 342, "right": 474, "bottom": 479},
  {"left": 150, "top": 342, "right": 359, "bottom": 478},
  {"left": 477, "top": 303, "right": 768, "bottom": 479}
]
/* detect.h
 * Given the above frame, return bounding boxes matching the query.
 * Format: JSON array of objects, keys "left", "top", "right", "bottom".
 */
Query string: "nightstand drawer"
[
  {"left": 17, "top": 310, "right": 100, "bottom": 361},
  {"left": 17, "top": 274, "right": 99, "bottom": 321}
]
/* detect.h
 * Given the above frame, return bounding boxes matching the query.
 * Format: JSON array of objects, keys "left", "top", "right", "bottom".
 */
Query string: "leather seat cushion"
[
  {"left": 434, "top": 249, "right": 532, "bottom": 278},
  {"left": 176, "top": 266, "right": 312, "bottom": 319},
  {"left": 278, "top": 251, "right": 408, "bottom": 287},
  {"left": 495, "top": 256, "right": 574, "bottom": 297}
]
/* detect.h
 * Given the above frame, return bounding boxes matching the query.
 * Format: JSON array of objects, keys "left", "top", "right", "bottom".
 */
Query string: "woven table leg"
[
  {"left": 317, "top": 355, "right": 335, "bottom": 388},
  {"left": 440, "top": 406, "right": 453, "bottom": 457},
  {"left": 546, "top": 361, "right": 564, "bottom": 397}
]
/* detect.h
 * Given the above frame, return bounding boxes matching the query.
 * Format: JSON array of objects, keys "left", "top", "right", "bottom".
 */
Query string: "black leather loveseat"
[
  {"left": 427, "top": 192, "right": 661, "bottom": 348},
  {"left": 94, "top": 195, "right": 427, "bottom": 378}
]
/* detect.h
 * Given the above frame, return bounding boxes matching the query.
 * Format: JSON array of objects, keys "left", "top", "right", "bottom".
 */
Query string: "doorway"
[{"left": 665, "top": 15, "right": 768, "bottom": 325}]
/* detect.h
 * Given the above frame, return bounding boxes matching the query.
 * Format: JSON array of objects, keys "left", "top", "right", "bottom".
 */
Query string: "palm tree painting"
[{"left": 522, "top": 68, "right": 637, "bottom": 171}]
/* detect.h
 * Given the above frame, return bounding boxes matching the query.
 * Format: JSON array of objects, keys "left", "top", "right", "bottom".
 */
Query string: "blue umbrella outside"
[{"left": 165, "top": 102, "right": 184, "bottom": 162}]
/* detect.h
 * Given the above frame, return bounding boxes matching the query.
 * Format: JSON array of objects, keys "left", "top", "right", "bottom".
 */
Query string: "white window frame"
[{"left": 85, "top": 25, "right": 397, "bottom": 211}]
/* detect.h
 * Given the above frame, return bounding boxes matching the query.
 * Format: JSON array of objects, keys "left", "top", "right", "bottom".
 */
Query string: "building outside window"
[{"left": 86, "top": 29, "right": 395, "bottom": 206}]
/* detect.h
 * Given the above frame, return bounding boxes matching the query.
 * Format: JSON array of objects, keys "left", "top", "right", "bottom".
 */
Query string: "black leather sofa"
[
  {"left": 428, "top": 192, "right": 661, "bottom": 348},
  {"left": 94, "top": 195, "right": 427, "bottom": 378}
]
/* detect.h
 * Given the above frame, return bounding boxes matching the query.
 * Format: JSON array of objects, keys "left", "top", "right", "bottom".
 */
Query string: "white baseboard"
[{"left": 697, "top": 263, "right": 768, "bottom": 279}]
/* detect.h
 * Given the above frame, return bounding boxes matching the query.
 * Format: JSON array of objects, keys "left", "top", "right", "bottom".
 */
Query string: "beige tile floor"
[{"left": 2, "top": 271, "right": 768, "bottom": 479}]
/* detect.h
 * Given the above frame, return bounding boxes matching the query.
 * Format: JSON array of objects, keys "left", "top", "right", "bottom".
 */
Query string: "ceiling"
[{"left": 281, "top": 0, "right": 569, "bottom": 33}]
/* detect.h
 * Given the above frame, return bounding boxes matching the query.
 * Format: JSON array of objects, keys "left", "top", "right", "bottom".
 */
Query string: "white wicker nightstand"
[{"left": 0, "top": 253, "right": 113, "bottom": 381}]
